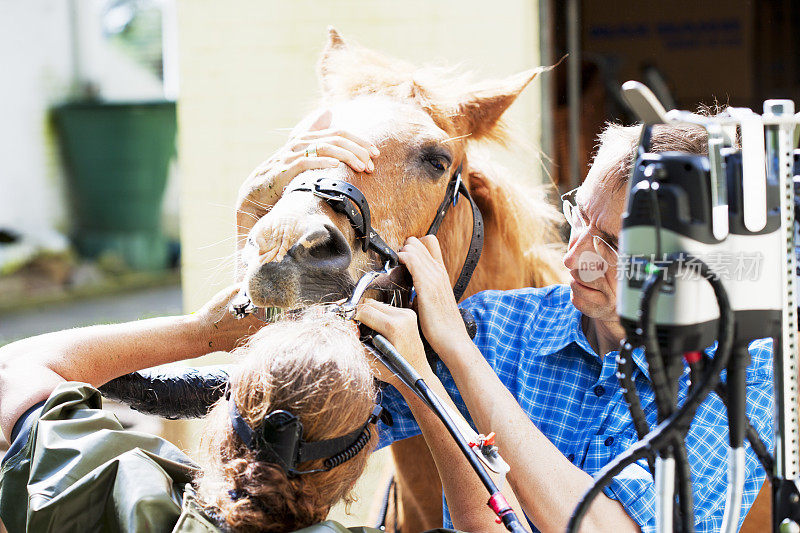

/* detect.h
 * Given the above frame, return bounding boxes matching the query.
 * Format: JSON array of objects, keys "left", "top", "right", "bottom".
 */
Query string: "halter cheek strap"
[{"left": 425, "top": 163, "right": 484, "bottom": 302}]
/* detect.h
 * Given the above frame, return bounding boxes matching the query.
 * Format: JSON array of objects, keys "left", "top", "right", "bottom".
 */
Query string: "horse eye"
[{"left": 425, "top": 155, "right": 447, "bottom": 173}]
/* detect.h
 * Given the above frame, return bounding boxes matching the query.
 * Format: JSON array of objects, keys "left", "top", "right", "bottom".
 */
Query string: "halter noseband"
[
  {"left": 283, "top": 162, "right": 484, "bottom": 302},
  {"left": 284, "top": 175, "right": 401, "bottom": 267}
]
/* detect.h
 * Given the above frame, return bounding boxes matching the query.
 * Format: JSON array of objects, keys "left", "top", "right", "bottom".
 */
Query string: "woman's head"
[{"left": 196, "top": 311, "right": 377, "bottom": 533}]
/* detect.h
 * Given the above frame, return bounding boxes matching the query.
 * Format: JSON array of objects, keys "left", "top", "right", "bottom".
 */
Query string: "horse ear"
[
  {"left": 318, "top": 27, "right": 349, "bottom": 96},
  {"left": 454, "top": 67, "right": 547, "bottom": 140},
  {"left": 326, "top": 26, "right": 346, "bottom": 49}
]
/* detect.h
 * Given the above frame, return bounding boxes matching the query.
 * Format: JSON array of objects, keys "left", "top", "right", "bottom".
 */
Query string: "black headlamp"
[{"left": 227, "top": 391, "right": 392, "bottom": 476}]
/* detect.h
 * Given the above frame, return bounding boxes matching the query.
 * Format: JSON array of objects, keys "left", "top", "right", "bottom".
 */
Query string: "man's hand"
[
  {"left": 236, "top": 109, "right": 379, "bottom": 248},
  {"left": 355, "top": 299, "right": 431, "bottom": 388},
  {"left": 398, "top": 236, "right": 472, "bottom": 355}
]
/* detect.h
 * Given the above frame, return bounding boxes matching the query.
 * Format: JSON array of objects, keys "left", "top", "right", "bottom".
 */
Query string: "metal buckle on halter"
[
  {"left": 453, "top": 172, "right": 462, "bottom": 207},
  {"left": 312, "top": 182, "right": 346, "bottom": 204}
]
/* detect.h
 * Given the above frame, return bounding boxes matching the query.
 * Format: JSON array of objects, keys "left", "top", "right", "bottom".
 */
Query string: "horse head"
[{"left": 235, "top": 28, "right": 564, "bottom": 310}]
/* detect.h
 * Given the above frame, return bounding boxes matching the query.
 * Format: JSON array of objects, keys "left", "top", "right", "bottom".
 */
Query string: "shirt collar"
[
  {"left": 534, "top": 287, "right": 585, "bottom": 356},
  {"left": 536, "top": 285, "right": 651, "bottom": 380}
]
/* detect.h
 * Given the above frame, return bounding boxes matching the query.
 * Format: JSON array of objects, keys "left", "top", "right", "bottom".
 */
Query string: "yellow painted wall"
[{"left": 174, "top": 0, "right": 541, "bottom": 526}]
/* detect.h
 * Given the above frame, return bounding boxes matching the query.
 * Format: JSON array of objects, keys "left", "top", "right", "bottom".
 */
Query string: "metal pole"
[
  {"left": 539, "top": 0, "right": 555, "bottom": 186},
  {"left": 655, "top": 456, "right": 675, "bottom": 533},
  {"left": 766, "top": 100, "right": 800, "bottom": 483},
  {"left": 566, "top": 0, "right": 581, "bottom": 190}
]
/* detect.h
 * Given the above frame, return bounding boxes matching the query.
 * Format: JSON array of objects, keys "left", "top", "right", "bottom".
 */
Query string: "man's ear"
[{"left": 453, "top": 67, "right": 547, "bottom": 140}]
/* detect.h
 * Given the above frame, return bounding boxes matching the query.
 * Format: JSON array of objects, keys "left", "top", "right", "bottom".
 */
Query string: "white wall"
[
  {"left": 0, "top": 0, "right": 73, "bottom": 234},
  {"left": 0, "top": 0, "right": 179, "bottom": 241}
]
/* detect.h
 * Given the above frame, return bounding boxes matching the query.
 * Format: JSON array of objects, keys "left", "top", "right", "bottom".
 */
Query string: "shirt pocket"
[{"left": 581, "top": 431, "right": 641, "bottom": 475}]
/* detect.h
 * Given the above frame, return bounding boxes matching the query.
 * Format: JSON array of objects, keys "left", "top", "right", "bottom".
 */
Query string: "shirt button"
[
  {"left": 604, "top": 436, "right": 614, "bottom": 447},
  {"left": 594, "top": 385, "right": 605, "bottom": 397},
  {"left": 567, "top": 453, "right": 575, "bottom": 462}
]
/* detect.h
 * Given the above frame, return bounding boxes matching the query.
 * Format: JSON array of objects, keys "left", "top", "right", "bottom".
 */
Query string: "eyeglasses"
[{"left": 561, "top": 187, "right": 619, "bottom": 265}]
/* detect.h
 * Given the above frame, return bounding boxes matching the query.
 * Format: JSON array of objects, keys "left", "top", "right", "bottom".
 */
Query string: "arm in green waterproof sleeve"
[{"left": 0, "top": 383, "right": 197, "bottom": 533}]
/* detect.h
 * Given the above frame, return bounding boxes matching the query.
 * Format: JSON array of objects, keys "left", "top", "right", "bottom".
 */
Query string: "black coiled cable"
[
  {"left": 324, "top": 428, "right": 372, "bottom": 470},
  {"left": 672, "top": 435, "right": 695, "bottom": 533},
  {"left": 616, "top": 342, "right": 655, "bottom": 476},
  {"left": 640, "top": 261, "right": 696, "bottom": 533}
]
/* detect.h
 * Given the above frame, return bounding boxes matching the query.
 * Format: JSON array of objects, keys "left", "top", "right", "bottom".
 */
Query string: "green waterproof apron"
[{"left": 0, "top": 382, "right": 453, "bottom": 533}]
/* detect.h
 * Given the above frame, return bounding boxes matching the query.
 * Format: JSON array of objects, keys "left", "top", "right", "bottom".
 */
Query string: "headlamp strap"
[{"left": 227, "top": 393, "right": 391, "bottom": 474}]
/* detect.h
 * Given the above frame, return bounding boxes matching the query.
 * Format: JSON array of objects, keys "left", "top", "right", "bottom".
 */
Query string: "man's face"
[{"left": 562, "top": 167, "right": 627, "bottom": 322}]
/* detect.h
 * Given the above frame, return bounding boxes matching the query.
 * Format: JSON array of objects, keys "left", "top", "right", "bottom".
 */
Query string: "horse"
[{"left": 234, "top": 28, "right": 567, "bottom": 531}]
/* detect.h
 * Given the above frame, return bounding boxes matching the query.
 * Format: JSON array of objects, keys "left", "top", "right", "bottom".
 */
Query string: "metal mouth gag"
[
  {"left": 229, "top": 261, "right": 404, "bottom": 323},
  {"left": 334, "top": 261, "right": 395, "bottom": 320}
]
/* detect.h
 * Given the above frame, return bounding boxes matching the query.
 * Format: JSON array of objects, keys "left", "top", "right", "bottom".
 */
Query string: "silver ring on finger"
[{"left": 304, "top": 144, "right": 319, "bottom": 158}]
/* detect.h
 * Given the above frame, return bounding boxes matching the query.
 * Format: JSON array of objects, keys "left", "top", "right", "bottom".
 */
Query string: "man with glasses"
[
  {"left": 378, "top": 122, "right": 774, "bottom": 532},
  {"left": 560, "top": 185, "right": 624, "bottom": 356}
]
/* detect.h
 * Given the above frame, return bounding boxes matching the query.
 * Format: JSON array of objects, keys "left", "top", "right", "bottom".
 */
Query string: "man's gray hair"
[{"left": 592, "top": 122, "right": 710, "bottom": 191}]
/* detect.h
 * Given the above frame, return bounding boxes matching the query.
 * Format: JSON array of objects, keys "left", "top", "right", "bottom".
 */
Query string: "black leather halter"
[
  {"left": 285, "top": 175, "right": 401, "bottom": 266},
  {"left": 284, "top": 162, "right": 484, "bottom": 302}
]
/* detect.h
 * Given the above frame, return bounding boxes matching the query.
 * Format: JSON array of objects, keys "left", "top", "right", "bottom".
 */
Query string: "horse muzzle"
[{"left": 245, "top": 222, "right": 355, "bottom": 308}]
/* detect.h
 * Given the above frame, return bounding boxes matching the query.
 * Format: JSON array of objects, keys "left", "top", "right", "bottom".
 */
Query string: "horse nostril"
[{"left": 290, "top": 224, "right": 351, "bottom": 270}]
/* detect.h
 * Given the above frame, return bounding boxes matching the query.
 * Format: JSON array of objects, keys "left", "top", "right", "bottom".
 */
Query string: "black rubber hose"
[
  {"left": 688, "top": 360, "right": 702, "bottom": 393},
  {"left": 565, "top": 428, "right": 671, "bottom": 533},
  {"left": 640, "top": 266, "right": 680, "bottom": 423},
  {"left": 417, "top": 381, "right": 496, "bottom": 495},
  {"left": 371, "top": 334, "right": 528, "bottom": 533},
  {"left": 708, "top": 358, "right": 775, "bottom": 483},
  {"left": 673, "top": 438, "right": 695, "bottom": 533},
  {"left": 418, "top": 383, "right": 528, "bottom": 533},
  {"left": 567, "top": 255, "right": 734, "bottom": 533},
  {"left": 618, "top": 341, "right": 689, "bottom": 529},
  {"left": 726, "top": 345, "right": 750, "bottom": 449},
  {"left": 641, "top": 263, "right": 692, "bottom": 531},
  {"left": 99, "top": 365, "right": 232, "bottom": 419}
]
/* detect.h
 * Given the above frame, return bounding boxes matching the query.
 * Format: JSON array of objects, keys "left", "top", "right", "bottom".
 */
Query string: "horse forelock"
[{"left": 319, "top": 39, "right": 520, "bottom": 144}]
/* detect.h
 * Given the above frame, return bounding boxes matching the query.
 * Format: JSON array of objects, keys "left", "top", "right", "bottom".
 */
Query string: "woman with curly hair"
[
  {"left": 0, "top": 287, "right": 383, "bottom": 533},
  {"left": 195, "top": 315, "right": 380, "bottom": 532}
]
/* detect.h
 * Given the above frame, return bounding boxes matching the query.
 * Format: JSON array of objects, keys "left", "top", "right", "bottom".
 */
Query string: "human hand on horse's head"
[
  {"left": 235, "top": 108, "right": 380, "bottom": 252},
  {"left": 355, "top": 298, "right": 430, "bottom": 389},
  {"left": 194, "top": 284, "right": 265, "bottom": 353},
  {"left": 398, "top": 236, "right": 473, "bottom": 358}
]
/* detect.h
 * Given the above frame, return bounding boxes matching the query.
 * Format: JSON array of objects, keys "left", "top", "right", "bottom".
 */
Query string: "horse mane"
[
  {"left": 319, "top": 38, "right": 521, "bottom": 145},
  {"left": 466, "top": 148, "right": 567, "bottom": 289}
]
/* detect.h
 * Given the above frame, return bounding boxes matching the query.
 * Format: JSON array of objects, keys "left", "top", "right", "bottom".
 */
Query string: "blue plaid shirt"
[{"left": 377, "top": 284, "right": 774, "bottom": 533}]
